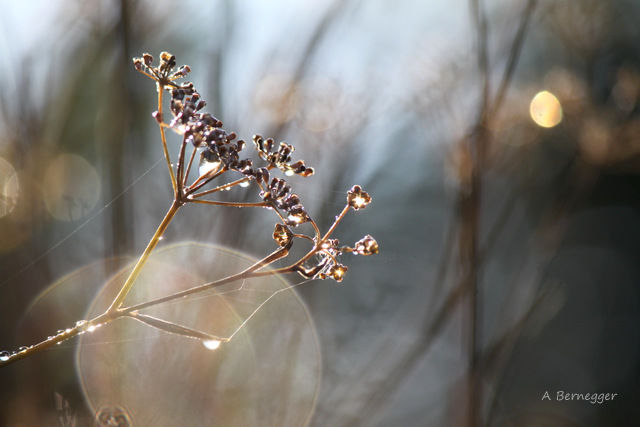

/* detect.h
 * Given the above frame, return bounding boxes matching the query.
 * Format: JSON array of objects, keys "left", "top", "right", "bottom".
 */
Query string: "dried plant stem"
[
  {"left": 321, "top": 205, "right": 349, "bottom": 242},
  {"left": 157, "top": 83, "right": 178, "bottom": 193},
  {"left": 0, "top": 51, "right": 377, "bottom": 369},
  {"left": 0, "top": 311, "right": 115, "bottom": 367},
  {"left": 0, "top": 221, "right": 284, "bottom": 368},
  {"left": 189, "top": 174, "right": 249, "bottom": 197},
  {"left": 121, "top": 255, "right": 286, "bottom": 313},
  {"left": 183, "top": 145, "right": 197, "bottom": 187},
  {"left": 190, "top": 199, "right": 269, "bottom": 208},
  {"left": 107, "top": 199, "right": 182, "bottom": 312}
]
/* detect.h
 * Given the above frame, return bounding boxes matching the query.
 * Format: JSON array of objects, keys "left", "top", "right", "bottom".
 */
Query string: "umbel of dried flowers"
[{"left": 133, "top": 52, "right": 379, "bottom": 284}]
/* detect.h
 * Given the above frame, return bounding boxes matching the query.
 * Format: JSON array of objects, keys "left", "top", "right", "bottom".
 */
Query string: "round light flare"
[
  {"left": 42, "top": 154, "right": 100, "bottom": 221},
  {"left": 302, "top": 77, "right": 342, "bottom": 133},
  {"left": 529, "top": 90, "right": 563, "bottom": 128},
  {"left": 76, "top": 243, "right": 321, "bottom": 427},
  {"left": 0, "top": 156, "right": 20, "bottom": 218},
  {"left": 254, "top": 74, "right": 300, "bottom": 124}
]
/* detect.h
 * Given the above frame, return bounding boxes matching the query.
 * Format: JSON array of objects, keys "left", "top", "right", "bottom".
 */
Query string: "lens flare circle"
[
  {"left": 76, "top": 242, "right": 321, "bottom": 427},
  {"left": 42, "top": 154, "right": 101, "bottom": 221}
]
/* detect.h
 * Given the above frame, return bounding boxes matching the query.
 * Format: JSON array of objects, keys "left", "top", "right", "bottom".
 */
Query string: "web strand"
[
  {"left": 47, "top": 277, "right": 314, "bottom": 351},
  {"left": 0, "top": 158, "right": 164, "bottom": 290}
]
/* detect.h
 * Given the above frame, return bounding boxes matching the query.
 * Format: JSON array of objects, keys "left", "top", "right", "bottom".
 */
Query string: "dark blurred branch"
[
  {"left": 340, "top": 1, "right": 542, "bottom": 425},
  {"left": 343, "top": 271, "right": 473, "bottom": 427},
  {"left": 489, "top": 0, "right": 538, "bottom": 117},
  {"left": 106, "top": 0, "right": 134, "bottom": 256},
  {"left": 466, "top": 0, "right": 490, "bottom": 422}
]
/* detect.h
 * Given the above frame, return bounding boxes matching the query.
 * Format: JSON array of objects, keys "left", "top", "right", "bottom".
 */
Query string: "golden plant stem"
[
  {"left": 0, "top": 311, "right": 116, "bottom": 367},
  {"left": 120, "top": 246, "right": 290, "bottom": 314},
  {"left": 190, "top": 199, "right": 269, "bottom": 208},
  {"left": 157, "top": 84, "right": 178, "bottom": 194},
  {"left": 107, "top": 200, "right": 181, "bottom": 312},
  {"left": 190, "top": 176, "right": 250, "bottom": 198}
]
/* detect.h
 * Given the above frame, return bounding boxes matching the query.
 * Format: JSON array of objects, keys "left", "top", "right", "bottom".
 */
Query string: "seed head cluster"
[{"left": 133, "top": 52, "right": 379, "bottom": 283}]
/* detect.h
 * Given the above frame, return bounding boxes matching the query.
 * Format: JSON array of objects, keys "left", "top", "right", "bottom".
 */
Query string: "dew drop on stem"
[{"left": 202, "top": 339, "right": 221, "bottom": 350}]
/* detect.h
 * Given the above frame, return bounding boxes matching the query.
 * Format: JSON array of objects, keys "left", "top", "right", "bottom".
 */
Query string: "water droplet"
[
  {"left": 285, "top": 170, "right": 295, "bottom": 177},
  {"left": 158, "top": 236, "right": 164, "bottom": 241},
  {"left": 0, "top": 351, "right": 10, "bottom": 362},
  {"left": 87, "top": 325, "right": 97, "bottom": 333},
  {"left": 18, "top": 346, "right": 28, "bottom": 352},
  {"left": 202, "top": 339, "right": 221, "bottom": 350},
  {"left": 76, "top": 320, "right": 87, "bottom": 327},
  {"left": 239, "top": 181, "right": 250, "bottom": 188},
  {"left": 199, "top": 161, "right": 220, "bottom": 176}
]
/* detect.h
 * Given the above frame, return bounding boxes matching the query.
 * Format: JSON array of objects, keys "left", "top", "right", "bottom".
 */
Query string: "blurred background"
[{"left": 1, "top": 0, "right": 640, "bottom": 426}]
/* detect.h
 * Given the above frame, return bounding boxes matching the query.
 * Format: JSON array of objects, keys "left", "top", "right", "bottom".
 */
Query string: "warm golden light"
[
  {"left": 198, "top": 160, "right": 220, "bottom": 177},
  {"left": 353, "top": 196, "right": 366, "bottom": 209},
  {"left": 288, "top": 213, "right": 305, "bottom": 224},
  {"left": 0, "top": 157, "right": 19, "bottom": 218},
  {"left": 202, "top": 339, "right": 221, "bottom": 350},
  {"left": 529, "top": 90, "right": 563, "bottom": 128}
]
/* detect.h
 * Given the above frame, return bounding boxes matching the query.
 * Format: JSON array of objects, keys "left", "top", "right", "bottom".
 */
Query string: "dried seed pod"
[
  {"left": 328, "top": 264, "right": 348, "bottom": 282},
  {"left": 286, "top": 206, "right": 310, "bottom": 226},
  {"left": 281, "top": 194, "right": 300, "bottom": 210},
  {"left": 299, "top": 167, "right": 314, "bottom": 177},
  {"left": 273, "top": 224, "right": 293, "bottom": 247},
  {"left": 258, "top": 167, "right": 270, "bottom": 184},
  {"left": 142, "top": 53, "right": 153, "bottom": 66},
  {"left": 347, "top": 185, "right": 372, "bottom": 210},
  {"left": 133, "top": 57, "right": 144, "bottom": 71},
  {"left": 353, "top": 235, "right": 379, "bottom": 256}
]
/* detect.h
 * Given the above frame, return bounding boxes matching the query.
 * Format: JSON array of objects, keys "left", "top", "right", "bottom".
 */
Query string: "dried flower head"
[
  {"left": 273, "top": 224, "right": 293, "bottom": 247},
  {"left": 347, "top": 185, "right": 372, "bottom": 210},
  {"left": 328, "top": 264, "right": 348, "bottom": 282},
  {"left": 253, "top": 135, "right": 314, "bottom": 177},
  {"left": 354, "top": 235, "right": 379, "bottom": 256},
  {"left": 260, "top": 178, "right": 310, "bottom": 226},
  {"left": 133, "top": 52, "right": 191, "bottom": 86}
]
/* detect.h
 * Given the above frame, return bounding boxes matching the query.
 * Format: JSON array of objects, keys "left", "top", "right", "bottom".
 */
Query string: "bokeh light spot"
[
  {"left": 42, "top": 154, "right": 100, "bottom": 221},
  {"left": 302, "top": 77, "right": 342, "bottom": 133},
  {"left": 529, "top": 90, "right": 563, "bottom": 128},
  {"left": 254, "top": 74, "right": 300, "bottom": 124},
  {"left": 0, "top": 157, "right": 19, "bottom": 218}
]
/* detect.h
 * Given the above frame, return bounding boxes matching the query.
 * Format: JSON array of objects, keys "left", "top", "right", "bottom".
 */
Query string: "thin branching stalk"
[
  {"left": 0, "top": 51, "right": 378, "bottom": 367},
  {"left": 157, "top": 83, "right": 178, "bottom": 194},
  {"left": 107, "top": 199, "right": 182, "bottom": 312}
]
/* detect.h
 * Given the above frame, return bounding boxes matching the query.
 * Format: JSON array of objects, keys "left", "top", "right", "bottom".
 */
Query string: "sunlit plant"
[{"left": 0, "top": 52, "right": 378, "bottom": 366}]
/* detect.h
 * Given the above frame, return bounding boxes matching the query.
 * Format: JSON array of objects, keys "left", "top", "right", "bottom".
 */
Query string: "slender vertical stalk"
[
  {"left": 107, "top": 200, "right": 181, "bottom": 312},
  {"left": 157, "top": 84, "right": 178, "bottom": 193}
]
